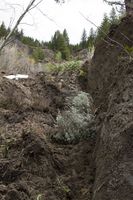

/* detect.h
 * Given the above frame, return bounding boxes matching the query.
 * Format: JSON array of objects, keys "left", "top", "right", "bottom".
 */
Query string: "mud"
[{"left": 0, "top": 72, "right": 95, "bottom": 200}]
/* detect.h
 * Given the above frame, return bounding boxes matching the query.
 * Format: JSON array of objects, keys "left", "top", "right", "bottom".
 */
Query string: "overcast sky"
[{"left": 0, "top": 0, "right": 112, "bottom": 44}]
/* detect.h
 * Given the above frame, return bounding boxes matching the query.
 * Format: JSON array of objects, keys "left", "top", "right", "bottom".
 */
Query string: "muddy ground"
[{"left": 0, "top": 71, "right": 96, "bottom": 200}]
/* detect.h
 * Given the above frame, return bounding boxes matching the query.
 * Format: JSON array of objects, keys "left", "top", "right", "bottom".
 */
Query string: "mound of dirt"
[
  {"left": 0, "top": 72, "right": 96, "bottom": 200},
  {"left": 0, "top": 73, "right": 64, "bottom": 113},
  {"left": 0, "top": 73, "right": 64, "bottom": 199}
]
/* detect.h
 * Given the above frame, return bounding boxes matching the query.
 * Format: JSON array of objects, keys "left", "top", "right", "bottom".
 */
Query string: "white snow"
[{"left": 3, "top": 74, "right": 29, "bottom": 80}]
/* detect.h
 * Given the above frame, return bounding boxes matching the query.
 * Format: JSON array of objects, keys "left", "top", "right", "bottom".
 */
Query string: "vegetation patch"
[
  {"left": 47, "top": 60, "right": 82, "bottom": 73},
  {"left": 32, "top": 47, "right": 45, "bottom": 63},
  {"left": 53, "top": 91, "right": 95, "bottom": 144}
]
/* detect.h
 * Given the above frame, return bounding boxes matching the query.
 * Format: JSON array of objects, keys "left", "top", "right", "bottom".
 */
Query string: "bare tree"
[
  {"left": 125, "top": 0, "right": 133, "bottom": 14},
  {"left": 0, "top": 0, "right": 63, "bottom": 53},
  {"left": 104, "top": 0, "right": 133, "bottom": 15},
  {"left": 0, "top": 0, "right": 40, "bottom": 53},
  {"left": 104, "top": 0, "right": 125, "bottom": 6}
]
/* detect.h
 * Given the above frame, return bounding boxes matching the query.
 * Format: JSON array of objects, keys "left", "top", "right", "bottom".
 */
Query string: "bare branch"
[
  {"left": 8, "top": 17, "right": 15, "bottom": 28},
  {"left": 4, "top": 37, "right": 15, "bottom": 46},
  {"left": 104, "top": 0, "right": 133, "bottom": 16},
  {"left": 102, "top": 38, "right": 114, "bottom": 47},
  {"left": 0, "top": 0, "right": 43, "bottom": 53},
  {"left": 29, "top": 0, "right": 44, "bottom": 11},
  {"left": 7, "top": 4, "right": 16, "bottom": 28},
  {"left": 120, "top": 32, "right": 133, "bottom": 44},
  {"left": 104, "top": 0, "right": 125, "bottom": 6},
  {"left": 37, "top": 7, "right": 61, "bottom": 28},
  {"left": 20, "top": 22, "right": 35, "bottom": 27},
  {"left": 0, "top": 9, "right": 6, "bottom": 11}
]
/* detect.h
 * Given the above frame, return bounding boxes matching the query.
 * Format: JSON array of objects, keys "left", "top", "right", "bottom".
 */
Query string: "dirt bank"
[{"left": 87, "top": 16, "right": 133, "bottom": 200}]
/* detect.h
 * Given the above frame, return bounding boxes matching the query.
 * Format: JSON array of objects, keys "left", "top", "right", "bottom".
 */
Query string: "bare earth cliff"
[{"left": 87, "top": 16, "right": 133, "bottom": 200}]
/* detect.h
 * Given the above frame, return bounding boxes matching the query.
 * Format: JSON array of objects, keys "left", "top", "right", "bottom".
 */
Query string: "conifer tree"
[
  {"left": 57, "top": 33, "right": 70, "bottom": 60},
  {"left": 0, "top": 22, "right": 7, "bottom": 38},
  {"left": 80, "top": 29, "right": 87, "bottom": 49},
  {"left": 51, "top": 30, "right": 61, "bottom": 50},
  {"left": 110, "top": 7, "right": 119, "bottom": 24},
  {"left": 32, "top": 47, "right": 44, "bottom": 62},
  {"left": 58, "top": 34, "right": 70, "bottom": 60},
  {"left": 20, "top": 30, "right": 24, "bottom": 39},
  {"left": 96, "top": 13, "right": 110, "bottom": 43},
  {"left": 14, "top": 28, "right": 22, "bottom": 40},
  {"left": 63, "top": 29, "right": 69, "bottom": 45},
  {"left": 51, "top": 30, "right": 70, "bottom": 60},
  {"left": 87, "top": 28, "right": 96, "bottom": 50}
]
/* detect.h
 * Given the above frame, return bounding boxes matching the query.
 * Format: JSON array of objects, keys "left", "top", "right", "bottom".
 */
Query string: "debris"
[{"left": 3, "top": 74, "right": 29, "bottom": 80}]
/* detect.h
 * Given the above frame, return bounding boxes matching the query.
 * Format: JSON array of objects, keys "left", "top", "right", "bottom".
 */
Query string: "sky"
[{"left": 0, "top": 0, "right": 112, "bottom": 44}]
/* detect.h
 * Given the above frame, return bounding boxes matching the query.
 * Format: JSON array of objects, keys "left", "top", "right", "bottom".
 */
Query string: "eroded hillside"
[
  {"left": 87, "top": 16, "right": 133, "bottom": 200},
  {"left": 0, "top": 15, "right": 133, "bottom": 200}
]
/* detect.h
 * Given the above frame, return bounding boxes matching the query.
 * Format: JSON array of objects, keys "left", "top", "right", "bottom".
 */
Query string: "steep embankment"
[{"left": 87, "top": 16, "right": 133, "bottom": 200}]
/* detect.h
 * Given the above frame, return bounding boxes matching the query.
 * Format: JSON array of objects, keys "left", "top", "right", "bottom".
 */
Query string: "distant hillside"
[{"left": 0, "top": 38, "right": 57, "bottom": 74}]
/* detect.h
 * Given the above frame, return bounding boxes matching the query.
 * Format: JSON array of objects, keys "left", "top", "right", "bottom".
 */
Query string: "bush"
[
  {"left": 54, "top": 51, "right": 62, "bottom": 62},
  {"left": 54, "top": 91, "right": 94, "bottom": 143},
  {"left": 32, "top": 47, "right": 44, "bottom": 62},
  {"left": 64, "top": 61, "right": 81, "bottom": 71},
  {"left": 47, "top": 61, "right": 82, "bottom": 73}
]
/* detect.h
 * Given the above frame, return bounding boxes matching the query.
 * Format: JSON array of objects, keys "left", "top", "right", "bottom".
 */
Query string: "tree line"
[
  {"left": 45, "top": 7, "right": 121, "bottom": 60},
  {"left": 0, "top": 0, "right": 131, "bottom": 57},
  {"left": 0, "top": 7, "right": 122, "bottom": 61}
]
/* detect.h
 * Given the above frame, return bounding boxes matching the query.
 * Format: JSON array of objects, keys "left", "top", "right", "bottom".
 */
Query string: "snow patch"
[{"left": 3, "top": 74, "right": 29, "bottom": 80}]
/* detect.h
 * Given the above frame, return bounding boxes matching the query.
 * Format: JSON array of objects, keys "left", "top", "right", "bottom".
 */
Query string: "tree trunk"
[{"left": 125, "top": 0, "right": 133, "bottom": 15}]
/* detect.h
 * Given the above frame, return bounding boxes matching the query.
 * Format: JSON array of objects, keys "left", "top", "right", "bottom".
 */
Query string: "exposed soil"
[
  {"left": 0, "top": 15, "right": 133, "bottom": 200},
  {"left": 87, "top": 16, "right": 133, "bottom": 200},
  {"left": 0, "top": 72, "right": 96, "bottom": 200}
]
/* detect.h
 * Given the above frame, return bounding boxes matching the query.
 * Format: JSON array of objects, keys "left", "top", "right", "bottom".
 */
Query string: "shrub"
[
  {"left": 54, "top": 51, "right": 62, "bottom": 62},
  {"left": 54, "top": 91, "right": 94, "bottom": 143},
  {"left": 32, "top": 47, "right": 44, "bottom": 62},
  {"left": 47, "top": 61, "right": 82, "bottom": 73},
  {"left": 64, "top": 61, "right": 81, "bottom": 71},
  {"left": 125, "top": 45, "right": 133, "bottom": 56}
]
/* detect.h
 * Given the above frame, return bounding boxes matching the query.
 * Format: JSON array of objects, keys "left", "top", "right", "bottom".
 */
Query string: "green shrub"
[
  {"left": 54, "top": 51, "right": 62, "bottom": 62},
  {"left": 47, "top": 61, "right": 82, "bottom": 73},
  {"left": 54, "top": 91, "right": 94, "bottom": 143},
  {"left": 64, "top": 61, "right": 81, "bottom": 71},
  {"left": 32, "top": 47, "right": 44, "bottom": 62},
  {"left": 125, "top": 45, "right": 133, "bottom": 55},
  {"left": 47, "top": 63, "right": 63, "bottom": 73}
]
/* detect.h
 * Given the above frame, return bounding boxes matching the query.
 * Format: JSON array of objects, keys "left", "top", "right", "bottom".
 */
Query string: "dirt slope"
[
  {"left": 0, "top": 72, "right": 95, "bottom": 200},
  {"left": 87, "top": 16, "right": 133, "bottom": 200}
]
